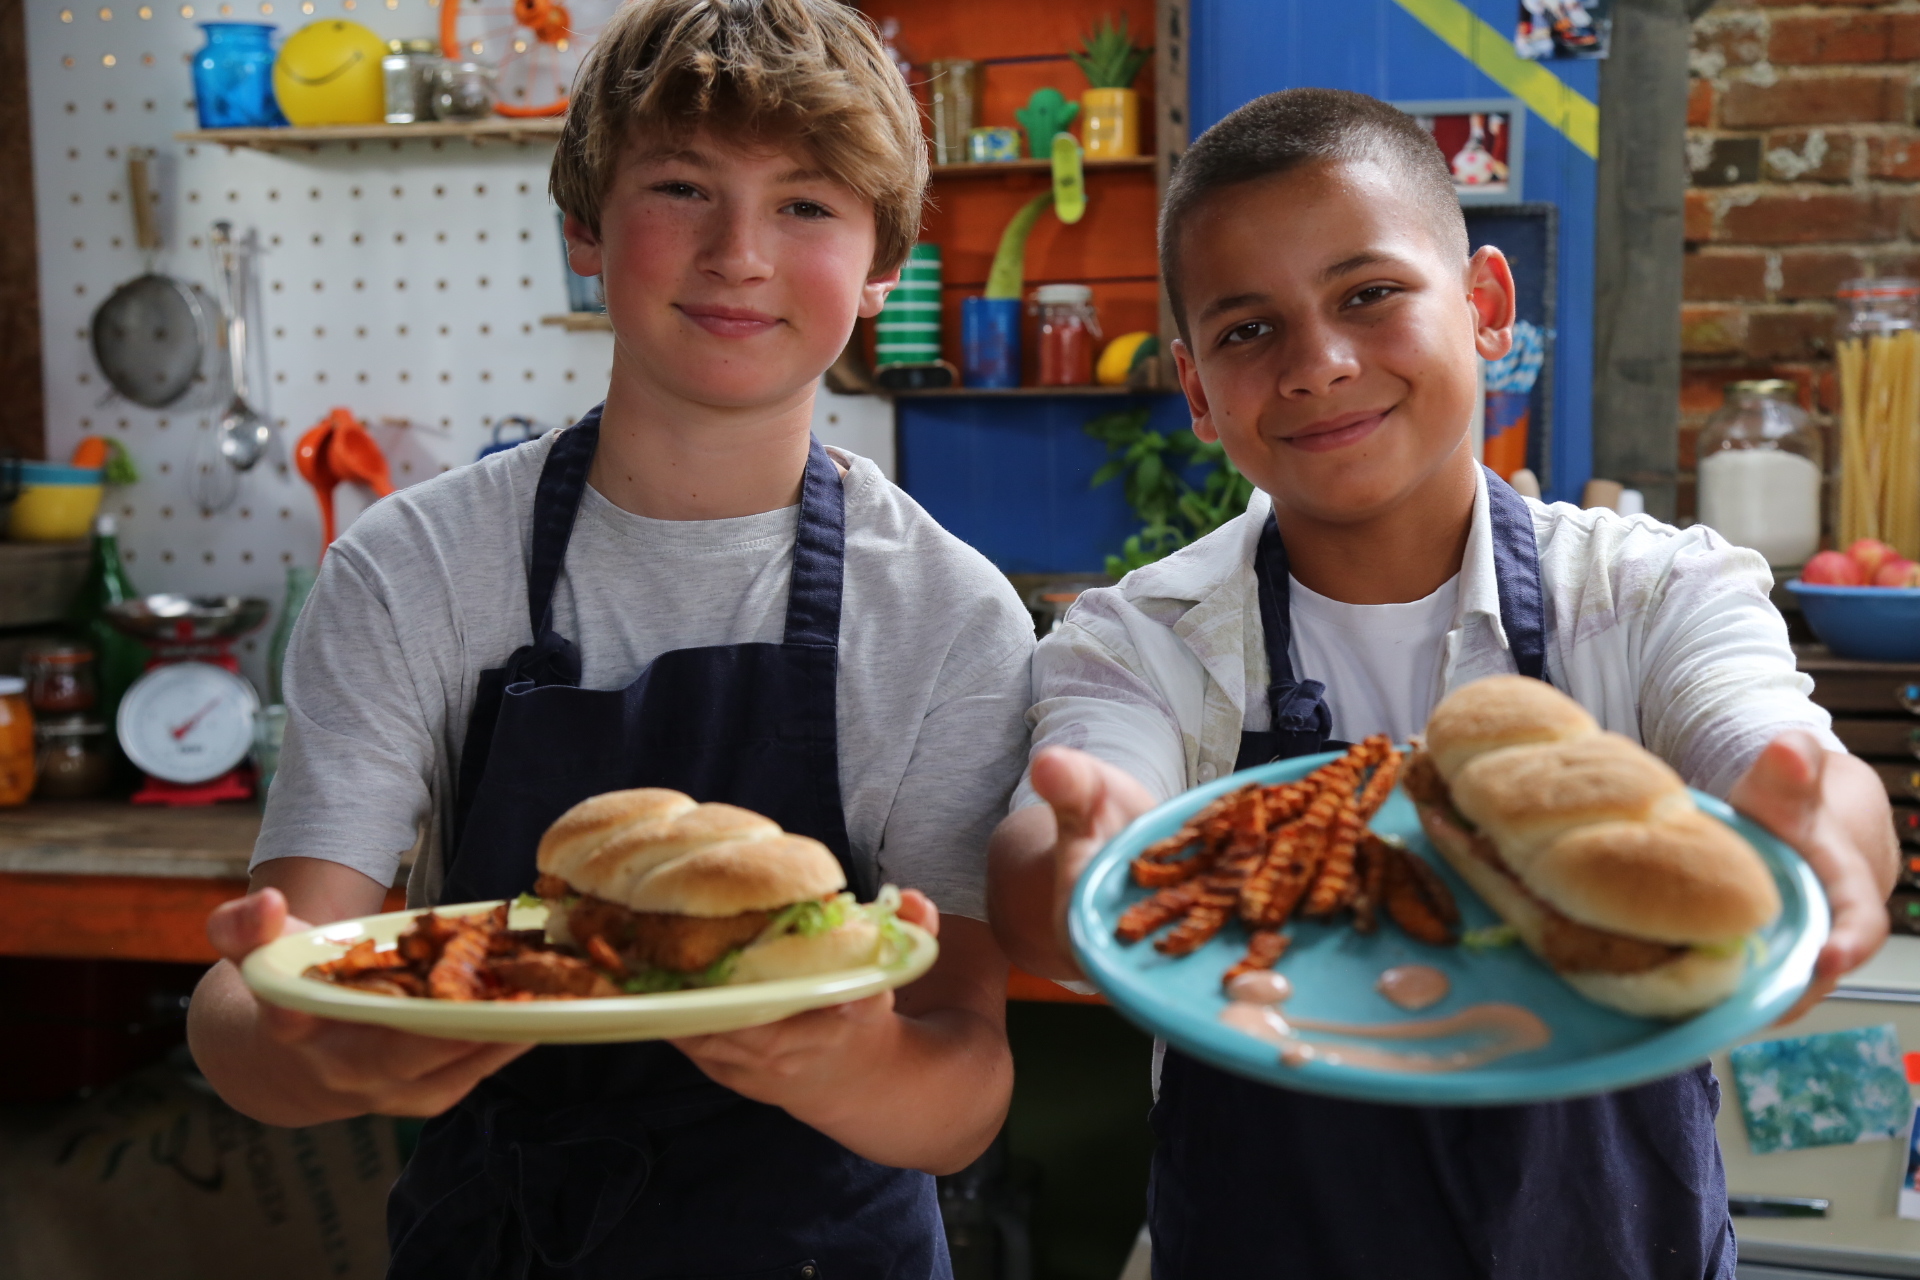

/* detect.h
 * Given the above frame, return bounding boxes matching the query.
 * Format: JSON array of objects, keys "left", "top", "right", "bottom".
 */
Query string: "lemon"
[
  {"left": 1096, "top": 331, "right": 1159, "bottom": 386},
  {"left": 273, "top": 21, "right": 388, "bottom": 127}
]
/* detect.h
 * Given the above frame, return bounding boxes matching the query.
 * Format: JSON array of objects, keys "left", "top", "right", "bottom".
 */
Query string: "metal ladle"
[{"left": 212, "top": 222, "right": 272, "bottom": 471}]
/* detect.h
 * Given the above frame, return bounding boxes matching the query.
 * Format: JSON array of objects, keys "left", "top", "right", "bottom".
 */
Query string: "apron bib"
[
  {"left": 1147, "top": 469, "right": 1735, "bottom": 1280},
  {"left": 387, "top": 407, "right": 950, "bottom": 1280}
]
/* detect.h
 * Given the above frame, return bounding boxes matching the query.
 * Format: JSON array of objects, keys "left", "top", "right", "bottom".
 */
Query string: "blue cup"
[
  {"left": 962, "top": 297, "right": 1021, "bottom": 388},
  {"left": 191, "top": 23, "right": 288, "bottom": 129}
]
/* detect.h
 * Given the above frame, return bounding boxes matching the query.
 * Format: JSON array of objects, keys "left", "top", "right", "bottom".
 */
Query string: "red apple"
[
  {"left": 1876, "top": 558, "right": 1920, "bottom": 588},
  {"left": 1848, "top": 538, "right": 1900, "bottom": 579},
  {"left": 1804, "top": 550, "right": 1866, "bottom": 585}
]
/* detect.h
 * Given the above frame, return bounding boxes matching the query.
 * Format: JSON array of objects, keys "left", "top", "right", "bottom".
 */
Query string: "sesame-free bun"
[
  {"left": 1417, "top": 805, "right": 1747, "bottom": 1018},
  {"left": 623, "top": 834, "right": 847, "bottom": 917},
  {"left": 536, "top": 789, "right": 697, "bottom": 885},
  {"left": 579, "top": 803, "right": 782, "bottom": 903},
  {"left": 1523, "top": 812, "right": 1781, "bottom": 946},
  {"left": 1451, "top": 733, "right": 1694, "bottom": 872},
  {"left": 731, "top": 915, "right": 882, "bottom": 984},
  {"left": 1424, "top": 675, "right": 1598, "bottom": 780}
]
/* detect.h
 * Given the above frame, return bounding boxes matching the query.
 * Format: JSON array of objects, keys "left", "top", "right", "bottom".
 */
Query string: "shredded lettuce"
[
  {"left": 619, "top": 949, "right": 741, "bottom": 994},
  {"left": 1695, "top": 934, "right": 1759, "bottom": 962},
  {"left": 512, "top": 892, "right": 543, "bottom": 911},
  {"left": 1461, "top": 923, "right": 1519, "bottom": 951},
  {"left": 748, "top": 884, "right": 914, "bottom": 969}
]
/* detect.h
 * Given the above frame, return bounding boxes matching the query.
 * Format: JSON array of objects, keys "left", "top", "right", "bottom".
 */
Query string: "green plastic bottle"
[{"left": 65, "top": 513, "right": 148, "bottom": 737}]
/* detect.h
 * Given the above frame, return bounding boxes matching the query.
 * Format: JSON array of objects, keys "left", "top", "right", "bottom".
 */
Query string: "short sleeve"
[{"left": 250, "top": 547, "right": 441, "bottom": 888}]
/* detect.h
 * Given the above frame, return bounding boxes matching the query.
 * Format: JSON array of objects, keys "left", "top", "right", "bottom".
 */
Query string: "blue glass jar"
[
  {"left": 962, "top": 297, "right": 1021, "bottom": 388},
  {"left": 191, "top": 23, "right": 288, "bottom": 129}
]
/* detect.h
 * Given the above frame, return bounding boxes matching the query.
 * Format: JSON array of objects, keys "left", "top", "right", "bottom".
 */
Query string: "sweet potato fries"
[
  {"left": 1116, "top": 737, "right": 1459, "bottom": 986},
  {"left": 305, "top": 904, "right": 624, "bottom": 1002}
]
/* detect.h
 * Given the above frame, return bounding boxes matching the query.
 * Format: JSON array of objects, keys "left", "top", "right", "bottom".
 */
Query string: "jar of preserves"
[
  {"left": 34, "top": 717, "right": 111, "bottom": 801},
  {"left": 1696, "top": 379, "right": 1824, "bottom": 568},
  {"left": 22, "top": 642, "right": 97, "bottom": 715},
  {"left": 0, "top": 677, "right": 34, "bottom": 807},
  {"left": 1035, "top": 284, "right": 1101, "bottom": 387}
]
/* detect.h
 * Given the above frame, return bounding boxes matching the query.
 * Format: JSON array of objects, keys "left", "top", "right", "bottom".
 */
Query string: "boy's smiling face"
[
  {"left": 1171, "top": 156, "right": 1515, "bottom": 527},
  {"left": 565, "top": 128, "right": 896, "bottom": 413}
]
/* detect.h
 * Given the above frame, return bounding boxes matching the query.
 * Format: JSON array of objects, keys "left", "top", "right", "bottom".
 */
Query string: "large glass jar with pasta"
[
  {"left": 1835, "top": 278, "right": 1920, "bottom": 558},
  {"left": 1696, "top": 380, "right": 1823, "bottom": 567}
]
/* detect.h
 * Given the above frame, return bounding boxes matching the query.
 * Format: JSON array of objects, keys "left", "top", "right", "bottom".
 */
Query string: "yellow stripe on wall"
[{"left": 1391, "top": 0, "right": 1600, "bottom": 158}]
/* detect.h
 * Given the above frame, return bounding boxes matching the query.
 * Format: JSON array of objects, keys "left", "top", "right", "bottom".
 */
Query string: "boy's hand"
[
  {"left": 669, "top": 889, "right": 940, "bottom": 1108},
  {"left": 198, "top": 888, "right": 532, "bottom": 1121},
  {"left": 987, "top": 747, "right": 1158, "bottom": 981},
  {"left": 1728, "top": 730, "right": 1898, "bottom": 1023}
]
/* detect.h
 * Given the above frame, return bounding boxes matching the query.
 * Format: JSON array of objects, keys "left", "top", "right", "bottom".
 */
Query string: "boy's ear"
[
  {"left": 563, "top": 213, "right": 605, "bottom": 279},
  {"left": 1172, "top": 338, "right": 1221, "bottom": 444},
  {"left": 1467, "top": 246, "right": 1517, "bottom": 363},
  {"left": 858, "top": 267, "right": 901, "bottom": 320}
]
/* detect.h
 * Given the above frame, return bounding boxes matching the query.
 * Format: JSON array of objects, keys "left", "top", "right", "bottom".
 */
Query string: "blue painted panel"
[
  {"left": 1190, "top": 0, "right": 1597, "bottom": 504},
  {"left": 898, "top": 394, "right": 1191, "bottom": 574}
]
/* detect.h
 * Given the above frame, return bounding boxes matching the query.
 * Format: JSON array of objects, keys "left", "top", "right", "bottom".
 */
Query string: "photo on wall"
[
  {"left": 1394, "top": 100, "right": 1526, "bottom": 207},
  {"left": 1514, "top": 0, "right": 1612, "bottom": 60}
]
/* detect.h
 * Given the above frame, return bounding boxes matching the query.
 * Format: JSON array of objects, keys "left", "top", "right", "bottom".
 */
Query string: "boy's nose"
[
  {"left": 1277, "top": 323, "right": 1361, "bottom": 398},
  {"left": 698, "top": 209, "right": 775, "bottom": 285}
]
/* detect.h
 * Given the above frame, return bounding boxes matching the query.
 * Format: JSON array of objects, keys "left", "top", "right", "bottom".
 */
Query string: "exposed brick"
[
  {"left": 1685, "top": 250, "right": 1770, "bottom": 300},
  {"left": 1686, "top": 189, "right": 1716, "bottom": 242},
  {"left": 1692, "top": 135, "right": 1764, "bottom": 186},
  {"left": 1681, "top": 365, "right": 1776, "bottom": 417},
  {"left": 1873, "top": 251, "right": 1920, "bottom": 278},
  {"left": 1777, "top": 249, "right": 1869, "bottom": 298},
  {"left": 1893, "top": 11, "right": 1920, "bottom": 60},
  {"left": 1719, "top": 190, "right": 1902, "bottom": 244},
  {"left": 1683, "top": 305, "right": 1748, "bottom": 355},
  {"left": 1719, "top": 74, "right": 1908, "bottom": 128},
  {"left": 1679, "top": 424, "right": 1700, "bottom": 472},
  {"left": 1763, "top": 129, "right": 1854, "bottom": 181},
  {"left": 1769, "top": 13, "right": 1892, "bottom": 64},
  {"left": 1697, "top": 14, "right": 1770, "bottom": 69},
  {"left": 1689, "top": 79, "right": 1715, "bottom": 128},
  {"left": 1866, "top": 132, "right": 1920, "bottom": 177},
  {"left": 1745, "top": 308, "right": 1835, "bottom": 359}
]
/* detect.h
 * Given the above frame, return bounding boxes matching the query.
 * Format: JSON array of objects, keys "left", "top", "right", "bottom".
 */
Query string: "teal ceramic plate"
[{"left": 1068, "top": 752, "right": 1828, "bottom": 1105}]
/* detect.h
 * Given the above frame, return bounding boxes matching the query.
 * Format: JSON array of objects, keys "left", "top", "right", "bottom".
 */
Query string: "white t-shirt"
[
  {"left": 253, "top": 432, "right": 1036, "bottom": 922},
  {"left": 1273, "top": 574, "right": 1461, "bottom": 745}
]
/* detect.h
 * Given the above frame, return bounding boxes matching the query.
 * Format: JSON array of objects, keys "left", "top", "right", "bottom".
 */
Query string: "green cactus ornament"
[{"left": 1015, "top": 87, "right": 1080, "bottom": 159}]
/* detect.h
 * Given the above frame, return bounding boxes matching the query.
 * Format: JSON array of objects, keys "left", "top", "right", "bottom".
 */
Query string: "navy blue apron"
[
  {"left": 386, "top": 406, "right": 950, "bottom": 1280},
  {"left": 1148, "top": 469, "right": 1735, "bottom": 1280}
]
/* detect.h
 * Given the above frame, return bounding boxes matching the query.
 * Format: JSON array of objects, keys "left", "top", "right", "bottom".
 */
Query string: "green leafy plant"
[
  {"left": 1071, "top": 14, "right": 1151, "bottom": 90},
  {"left": 1085, "top": 407, "right": 1253, "bottom": 577}
]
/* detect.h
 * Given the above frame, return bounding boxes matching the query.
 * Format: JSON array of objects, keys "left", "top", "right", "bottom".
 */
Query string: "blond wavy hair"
[{"left": 551, "top": 0, "right": 928, "bottom": 276}]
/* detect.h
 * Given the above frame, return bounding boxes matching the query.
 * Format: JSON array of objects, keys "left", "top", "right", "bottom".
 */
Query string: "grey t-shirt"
[{"left": 252, "top": 433, "right": 1035, "bottom": 921}]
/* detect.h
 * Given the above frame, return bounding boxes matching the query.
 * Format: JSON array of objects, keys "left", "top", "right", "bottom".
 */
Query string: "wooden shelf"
[
  {"left": 541, "top": 312, "right": 612, "bottom": 332},
  {"left": 929, "top": 156, "right": 1155, "bottom": 178},
  {"left": 176, "top": 118, "right": 564, "bottom": 152}
]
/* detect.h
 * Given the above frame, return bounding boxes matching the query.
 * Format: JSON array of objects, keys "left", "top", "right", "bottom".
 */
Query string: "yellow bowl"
[{"left": 9, "top": 483, "right": 103, "bottom": 542}]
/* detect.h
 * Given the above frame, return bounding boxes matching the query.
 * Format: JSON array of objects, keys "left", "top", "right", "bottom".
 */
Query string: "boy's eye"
[
  {"left": 1345, "top": 285, "right": 1399, "bottom": 307},
  {"left": 784, "top": 199, "right": 832, "bottom": 220},
  {"left": 652, "top": 181, "right": 702, "bottom": 199},
  {"left": 1220, "top": 320, "right": 1273, "bottom": 346}
]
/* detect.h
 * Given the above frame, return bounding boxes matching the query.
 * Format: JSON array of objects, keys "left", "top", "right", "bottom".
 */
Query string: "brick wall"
[{"left": 1683, "top": 0, "right": 1920, "bottom": 521}]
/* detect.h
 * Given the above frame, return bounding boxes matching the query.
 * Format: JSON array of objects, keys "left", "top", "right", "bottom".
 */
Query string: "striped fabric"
[{"left": 876, "top": 242, "right": 943, "bottom": 366}]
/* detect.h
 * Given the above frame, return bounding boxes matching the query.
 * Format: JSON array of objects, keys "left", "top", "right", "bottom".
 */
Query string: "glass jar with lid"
[
  {"left": 34, "top": 717, "right": 111, "bottom": 801},
  {"left": 1034, "top": 284, "right": 1102, "bottom": 386},
  {"left": 1695, "top": 379, "right": 1824, "bottom": 567},
  {"left": 22, "top": 642, "right": 96, "bottom": 716},
  {"left": 383, "top": 38, "right": 445, "bottom": 125},
  {"left": 1836, "top": 277, "right": 1920, "bottom": 339},
  {"left": 0, "top": 677, "right": 33, "bottom": 807}
]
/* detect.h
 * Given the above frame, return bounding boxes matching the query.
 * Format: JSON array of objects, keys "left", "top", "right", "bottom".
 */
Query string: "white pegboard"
[{"left": 25, "top": 0, "right": 894, "bottom": 695}]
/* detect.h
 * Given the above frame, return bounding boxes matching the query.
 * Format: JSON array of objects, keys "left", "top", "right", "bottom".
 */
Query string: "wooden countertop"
[{"left": 0, "top": 800, "right": 262, "bottom": 880}]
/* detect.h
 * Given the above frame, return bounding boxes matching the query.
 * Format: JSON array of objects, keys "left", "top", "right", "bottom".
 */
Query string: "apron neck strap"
[
  {"left": 1481, "top": 464, "right": 1547, "bottom": 683},
  {"left": 783, "top": 438, "right": 846, "bottom": 648},
  {"left": 509, "top": 407, "right": 603, "bottom": 687},
  {"left": 1253, "top": 515, "right": 1334, "bottom": 750}
]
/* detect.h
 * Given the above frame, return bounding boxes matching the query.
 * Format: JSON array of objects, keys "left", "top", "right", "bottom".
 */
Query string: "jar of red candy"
[
  {"left": 22, "top": 642, "right": 97, "bottom": 716},
  {"left": 1035, "top": 284, "right": 1101, "bottom": 387}
]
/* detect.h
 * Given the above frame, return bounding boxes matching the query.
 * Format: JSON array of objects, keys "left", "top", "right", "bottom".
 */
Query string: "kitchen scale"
[{"left": 105, "top": 595, "right": 270, "bottom": 806}]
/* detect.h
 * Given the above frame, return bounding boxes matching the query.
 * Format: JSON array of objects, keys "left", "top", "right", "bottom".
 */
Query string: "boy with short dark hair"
[
  {"left": 188, "top": 2, "right": 1030, "bottom": 1274},
  {"left": 990, "top": 89, "right": 1896, "bottom": 1278}
]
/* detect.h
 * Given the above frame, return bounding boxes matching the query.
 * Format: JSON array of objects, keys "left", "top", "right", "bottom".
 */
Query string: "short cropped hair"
[
  {"left": 1159, "top": 88, "right": 1469, "bottom": 338},
  {"left": 551, "top": 0, "right": 927, "bottom": 277}
]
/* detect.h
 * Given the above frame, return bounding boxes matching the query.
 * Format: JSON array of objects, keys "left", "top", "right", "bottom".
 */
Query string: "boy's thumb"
[
  {"left": 206, "top": 888, "right": 288, "bottom": 964},
  {"left": 1730, "top": 730, "right": 1825, "bottom": 840},
  {"left": 1032, "top": 747, "right": 1102, "bottom": 836}
]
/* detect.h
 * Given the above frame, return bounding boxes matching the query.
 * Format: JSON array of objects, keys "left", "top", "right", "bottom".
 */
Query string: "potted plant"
[{"left": 1070, "top": 14, "right": 1151, "bottom": 159}]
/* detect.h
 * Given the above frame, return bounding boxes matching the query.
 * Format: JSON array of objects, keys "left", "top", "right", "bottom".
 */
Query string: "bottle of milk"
[{"left": 1696, "top": 380, "right": 1824, "bottom": 568}]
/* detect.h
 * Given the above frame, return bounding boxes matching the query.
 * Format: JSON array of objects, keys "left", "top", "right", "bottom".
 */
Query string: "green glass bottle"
[{"left": 65, "top": 513, "right": 148, "bottom": 734}]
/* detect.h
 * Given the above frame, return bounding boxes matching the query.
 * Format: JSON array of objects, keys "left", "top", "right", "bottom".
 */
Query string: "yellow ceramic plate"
[{"left": 241, "top": 899, "right": 939, "bottom": 1043}]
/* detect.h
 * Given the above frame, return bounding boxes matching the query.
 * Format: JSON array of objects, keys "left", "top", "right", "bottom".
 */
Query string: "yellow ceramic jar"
[
  {"left": 7, "top": 463, "right": 104, "bottom": 542},
  {"left": 1081, "top": 87, "right": 1140, "bottom": 159}
]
